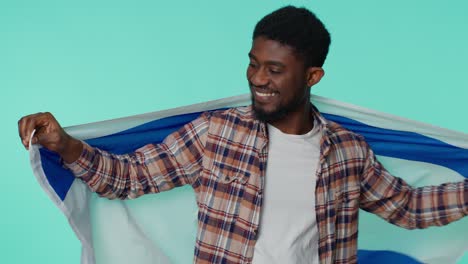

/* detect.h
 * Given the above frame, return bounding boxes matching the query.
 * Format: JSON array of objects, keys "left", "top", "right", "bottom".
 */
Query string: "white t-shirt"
[{"left": 252, "top": 122, "right": 322, "bottom": 264}]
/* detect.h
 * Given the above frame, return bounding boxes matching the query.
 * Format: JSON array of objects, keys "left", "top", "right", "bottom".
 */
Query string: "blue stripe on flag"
[
  {"left": 86, "top": 112, "right": 202, "bottom": 154},
  {"left": 357, "top": 250, "right": 422, "bottom": 264},
  {"left": 323, "top": 113, "right": 468, "bottom": 177},
  {"left": 40, "top": 149, "right": 75, "bottom": 201}
]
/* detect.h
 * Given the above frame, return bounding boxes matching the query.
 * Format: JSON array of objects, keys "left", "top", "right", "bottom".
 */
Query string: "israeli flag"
[{"left": 29, "top": 94, "right": 468, "bottom": 264}]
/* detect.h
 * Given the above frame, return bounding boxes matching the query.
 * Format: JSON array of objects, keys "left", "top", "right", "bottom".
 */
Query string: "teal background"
[{"left": 1, "top": 0, "right": 467, "bottom": 263}]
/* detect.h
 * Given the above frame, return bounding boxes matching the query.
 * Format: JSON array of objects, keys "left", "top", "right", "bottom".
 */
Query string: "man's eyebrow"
[
  {"left": 265, "top": 61, "right": 285, "bottom": 67},
  {"left": 248, "top": 53, "right": 285, "bottom": 67}
]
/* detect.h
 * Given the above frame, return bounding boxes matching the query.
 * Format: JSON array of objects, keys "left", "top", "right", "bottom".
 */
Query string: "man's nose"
[{"left": 249, "top": 68, "right": 269, "bottom": 87}]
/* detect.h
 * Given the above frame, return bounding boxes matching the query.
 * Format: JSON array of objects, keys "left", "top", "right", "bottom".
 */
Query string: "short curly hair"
[{"left": 253, "top": 6, "right": 331, "bottom": 67}]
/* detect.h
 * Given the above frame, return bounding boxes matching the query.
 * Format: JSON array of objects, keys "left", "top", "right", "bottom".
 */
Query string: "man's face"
[{"left": 247, "top": 36, "right": 310, "bottom": 122}]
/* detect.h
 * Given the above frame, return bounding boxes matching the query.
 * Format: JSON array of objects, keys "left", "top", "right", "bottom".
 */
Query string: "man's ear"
[{"left": 306, "top": 67, "right": 325, "bottom": 87}]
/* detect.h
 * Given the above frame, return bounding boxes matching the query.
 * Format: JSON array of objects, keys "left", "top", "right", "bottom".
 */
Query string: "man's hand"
[{"left": 18, "top": 112, "right": 83, "bottom": 163}]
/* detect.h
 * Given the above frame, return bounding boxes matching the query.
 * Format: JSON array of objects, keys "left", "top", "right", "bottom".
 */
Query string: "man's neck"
[{"left": 268, "top": 102, "right": 314, "bottom": 135}]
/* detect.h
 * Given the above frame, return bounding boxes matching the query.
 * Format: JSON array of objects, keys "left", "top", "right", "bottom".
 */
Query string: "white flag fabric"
[{"left": 29, "top": 94, "right": 468, "bottom": 264}]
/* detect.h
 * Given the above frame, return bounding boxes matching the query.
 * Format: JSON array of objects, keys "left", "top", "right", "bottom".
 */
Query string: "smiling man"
[
  {"left": 248, "top": 36, "right": 323, "bottom": 134},
  {"left": 18, "top": 6, "right": 468, "bottom": 264}
]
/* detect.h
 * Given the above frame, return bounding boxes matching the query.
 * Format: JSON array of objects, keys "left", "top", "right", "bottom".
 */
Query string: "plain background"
[{"left": 2, "top": 0, "right": 467, "bottom": 263}]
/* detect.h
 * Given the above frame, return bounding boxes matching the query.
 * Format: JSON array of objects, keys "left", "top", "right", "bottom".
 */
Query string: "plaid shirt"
[{"left": 67, "top": 105, "right": 468, "bottom": 264}]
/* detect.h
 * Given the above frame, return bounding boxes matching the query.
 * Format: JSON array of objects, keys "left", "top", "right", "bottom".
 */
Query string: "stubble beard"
[{"left": 251, "top": 93, "right": 308, "bottom": 123}]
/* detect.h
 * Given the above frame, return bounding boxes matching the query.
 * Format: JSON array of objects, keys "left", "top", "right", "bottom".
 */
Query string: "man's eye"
[
  {"left": 269, "top": 69, "right": 282, "bottom": 74},
  {"left": 248, "top": 63, "right": 258, "bottom": 68}
]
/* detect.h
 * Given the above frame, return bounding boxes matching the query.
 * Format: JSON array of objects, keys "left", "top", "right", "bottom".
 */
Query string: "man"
[{"left": 18, "top": 6, "right": 468, "bottom": 264}]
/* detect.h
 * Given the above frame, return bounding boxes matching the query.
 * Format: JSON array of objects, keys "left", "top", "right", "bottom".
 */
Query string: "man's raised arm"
[
  {"left": 18, "top": 112, "right": 211, "bottom": 199},
  {"left": 358, "top": 139, "right": 468, "bottom": 229}
]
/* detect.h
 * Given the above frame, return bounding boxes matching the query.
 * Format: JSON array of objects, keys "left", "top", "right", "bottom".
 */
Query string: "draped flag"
[{"left": 29, "top": 94, "right": 468, "bottom": 264}]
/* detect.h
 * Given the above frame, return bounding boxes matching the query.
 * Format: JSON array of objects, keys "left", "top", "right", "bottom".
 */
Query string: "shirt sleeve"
[
  {"left": 358, "top": 140, "right": 468, "bottom": 229},
  {"left": 64, "top": 112, "right": 211, "bottom": 200}
]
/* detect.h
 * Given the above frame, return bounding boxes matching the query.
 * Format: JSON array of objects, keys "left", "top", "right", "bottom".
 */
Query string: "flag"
[{"left": 29, "top": 94, "right": 468, "bottom": 264}]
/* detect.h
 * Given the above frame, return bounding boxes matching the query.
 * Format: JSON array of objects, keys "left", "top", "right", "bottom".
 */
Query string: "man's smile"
[{"left": 251, "top": 85, "right": 279, "bottom": 104}]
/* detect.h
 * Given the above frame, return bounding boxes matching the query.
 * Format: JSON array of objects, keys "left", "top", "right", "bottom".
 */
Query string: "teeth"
[{"left": 255, "top": 91, "right": 277, "bottom": 97}]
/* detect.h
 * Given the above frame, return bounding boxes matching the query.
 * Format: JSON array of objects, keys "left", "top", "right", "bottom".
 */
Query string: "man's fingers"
[
  {"left": 34, "top": 126, "right": 50, "bottom": 144},
  {"left": 18, "top": 112, "right": 48, "bottom": 148},
  {"left": 18, "top": 115, "right": 33, "bottom": 148},
  {"left": 18, "top": 116, "right": 28, "bottom": 144},
  {"left": 24, "top": 115, "right": 39, "bottom": 145},
  {"left": 31, "top": 135, "right": 38, "bottom": 145},
  {"left": 18, "top": 112, "right": 62, "bottom": 151}
]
